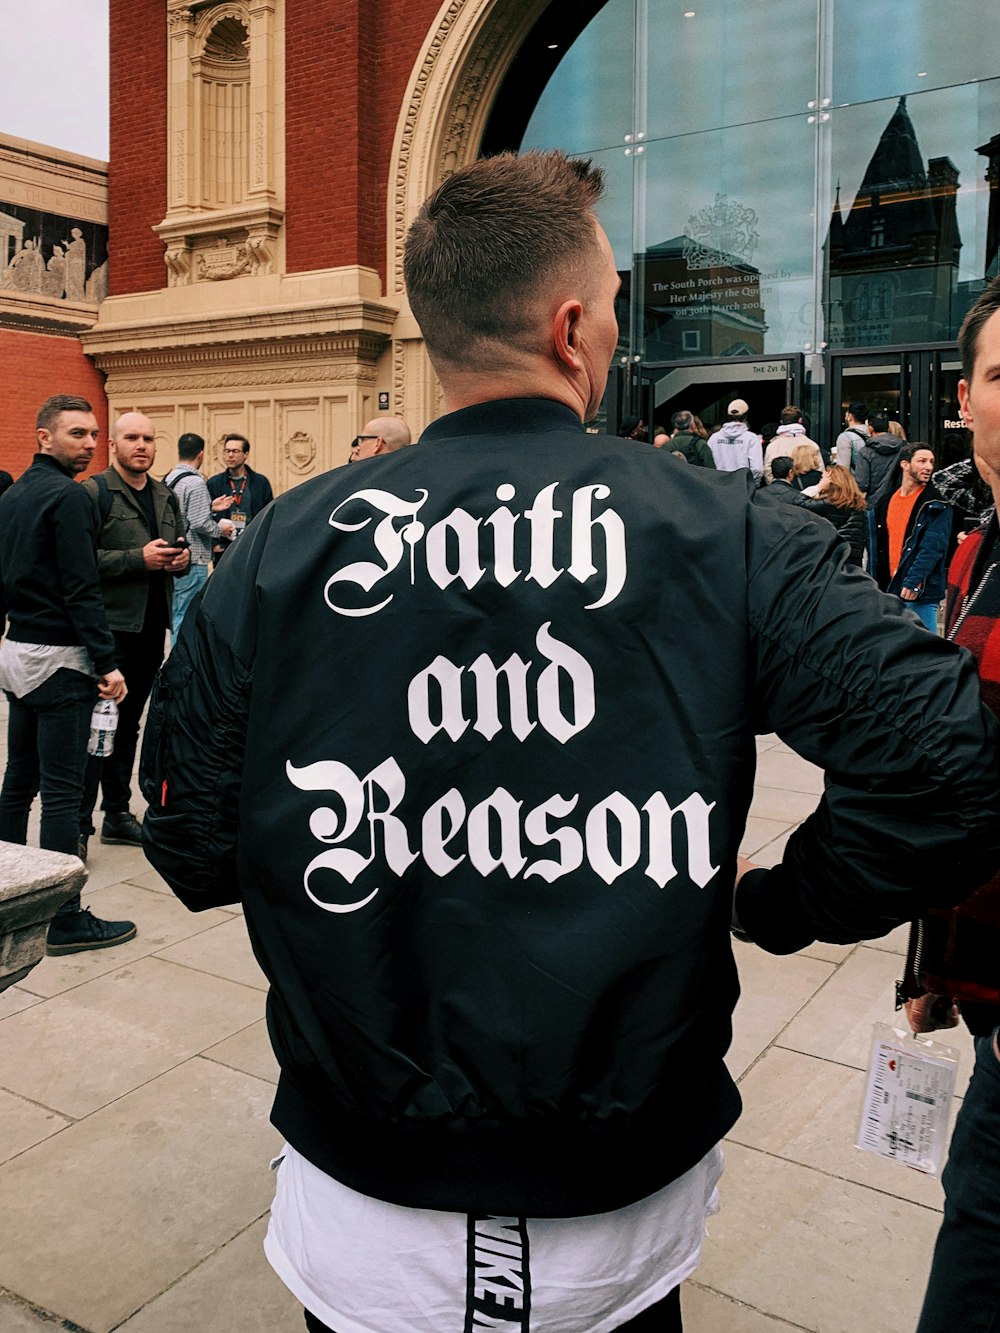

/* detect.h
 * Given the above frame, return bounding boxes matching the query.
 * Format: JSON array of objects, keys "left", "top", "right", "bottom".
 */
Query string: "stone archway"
[{"left": 386, "top": 0, "right": 551, "bottom": 431}]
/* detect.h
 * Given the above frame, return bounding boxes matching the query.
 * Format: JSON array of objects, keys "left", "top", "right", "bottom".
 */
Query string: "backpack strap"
[
  {"left": 164, "top": 469, "right": 197, "bottom": 492},
  {"left": 92, "top": 471, "right": 113, "bottom": 525}
]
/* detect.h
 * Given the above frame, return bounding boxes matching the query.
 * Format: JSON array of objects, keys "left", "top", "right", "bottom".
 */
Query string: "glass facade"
[{"left": 504, "top": 0, "right": 1000, "bottom": 457}]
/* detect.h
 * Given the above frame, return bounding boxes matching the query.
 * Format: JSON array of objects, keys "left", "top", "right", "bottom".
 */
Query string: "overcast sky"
[{"left": 0, "top": 0, "right": 109, "bottom": 160}]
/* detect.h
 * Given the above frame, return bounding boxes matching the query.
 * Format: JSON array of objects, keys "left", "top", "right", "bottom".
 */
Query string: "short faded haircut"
[
  {"left": 959, "top": 275, "right": 1000, "bottom": 380},
  {"left": 404, "top": 150, "right": 606, "bottom": 367},
  {"left": 36, "top": 394, "right": 92, "bottom": 432}
]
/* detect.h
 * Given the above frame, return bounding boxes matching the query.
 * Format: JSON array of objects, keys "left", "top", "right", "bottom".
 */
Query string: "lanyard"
[{"left": 228, "top": 475, "right": 248, "bottom": 508}]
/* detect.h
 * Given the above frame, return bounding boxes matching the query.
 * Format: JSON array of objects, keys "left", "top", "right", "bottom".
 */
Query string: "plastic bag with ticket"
[{"left": 856, "top": 1022, "right": 959, "bottom": 1176}]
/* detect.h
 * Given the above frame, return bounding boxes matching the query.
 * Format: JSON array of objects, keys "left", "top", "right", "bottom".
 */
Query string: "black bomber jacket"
[{"left": 140, "top": 398, "right": 1000, "bottom": 1218}]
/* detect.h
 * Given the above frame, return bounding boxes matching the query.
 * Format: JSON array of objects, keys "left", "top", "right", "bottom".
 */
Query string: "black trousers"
[
  {"left": 79, "top": 620, "right": 166, "bottom": 834},
  {"left": 304, "top": 1283, "right": 683, "bottom": 1332},
  {"left": 0, "top": 669, "right": 94, "bottom": 907}
]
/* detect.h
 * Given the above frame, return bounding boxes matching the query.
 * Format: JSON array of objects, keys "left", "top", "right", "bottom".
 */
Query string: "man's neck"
[
  {"left": 439, "top": 360, "right": 591, "bottom": 423},
  {"left": 227, "top": 465, "right": 247, "bottom": 479},
  {"left": 112, "top": 460, "right": 147, "bottom": 491},
  {"left": 900, "top": 477, "right": 925, "bottom": 499}
]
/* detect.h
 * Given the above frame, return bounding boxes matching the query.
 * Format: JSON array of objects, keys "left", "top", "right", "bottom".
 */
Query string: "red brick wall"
[
  {"left": 108, "top": 0, "right": 168, "bottom": 295},
  {"left": 285, "top": 0, "right": 443, "bottom": 281},
  {"left": 0, "top": 331, "right": 109, "bottom": 479},
  {"left": 108, "top": 0, "right": 461, "bottom": 290}
]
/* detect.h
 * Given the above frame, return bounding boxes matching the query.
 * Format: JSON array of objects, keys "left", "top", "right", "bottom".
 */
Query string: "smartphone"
[{"left": 171, "top": 536, "right": 190, "bottom": 550}]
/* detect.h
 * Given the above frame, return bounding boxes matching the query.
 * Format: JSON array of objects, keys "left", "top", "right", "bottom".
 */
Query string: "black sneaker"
[
  {"left": 100, "top": 813, "right": 143, "bottom": 846},
  {"left": 47, "top": 908, "right": 137, "bottom": 956},
  {"left": 77, "top": 835, "right": 88, "bottom": 863}
]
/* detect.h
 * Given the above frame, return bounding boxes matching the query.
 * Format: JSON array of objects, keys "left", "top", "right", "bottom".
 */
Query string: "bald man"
[
  {"left": 79, "top": 412, "right": 188, "bottom": 856},
  {"left": 349, "top": 415, "right": 412, "bottom": 462}
]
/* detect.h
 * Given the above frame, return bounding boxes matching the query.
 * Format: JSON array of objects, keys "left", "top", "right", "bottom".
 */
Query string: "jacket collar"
[
  {"left": 31, "top": 452, "right": 76, "bottom": 480},
  {"left": 420, "top": 397, "right": 585, "bottom": 443},
  {"left": 101, "top": 465, "right": 168, "bottom": 519}
]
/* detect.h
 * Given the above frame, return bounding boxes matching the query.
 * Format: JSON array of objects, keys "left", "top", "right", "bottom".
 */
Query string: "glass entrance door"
[
  {"left": 828, "top": 348, "right": 970, "bottom": 470},
  {"left": 639, "top": 355, "right": 803, "bottom": 438}
]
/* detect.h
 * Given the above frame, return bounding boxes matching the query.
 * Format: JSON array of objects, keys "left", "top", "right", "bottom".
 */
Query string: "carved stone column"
[
  {"left": 167, "top": 3, "right": 198, "bottom": 211},
  {"left": 247, "top": 0, "right": 278, "bottom": 200}
]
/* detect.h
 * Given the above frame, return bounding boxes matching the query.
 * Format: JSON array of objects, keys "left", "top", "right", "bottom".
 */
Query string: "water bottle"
[{"left": 87, "top": 699, "right": 119, "bottom": 758}]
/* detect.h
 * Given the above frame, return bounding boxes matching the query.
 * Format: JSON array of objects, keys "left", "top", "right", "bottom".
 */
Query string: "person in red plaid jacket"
[{"left": 916, "top": 277, "right": 1000, "bottom": 1333}]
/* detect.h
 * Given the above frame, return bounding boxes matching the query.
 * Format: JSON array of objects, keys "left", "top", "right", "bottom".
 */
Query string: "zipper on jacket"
[
  {"left": 896, "top": 917, "right": 926, "bottom": 1008},
  {"left": 948, "top": 561, "right": 998, "bottom": 642}
]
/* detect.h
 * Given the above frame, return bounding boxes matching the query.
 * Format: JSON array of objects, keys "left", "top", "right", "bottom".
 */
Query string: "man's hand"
[
  {"left": 904, "top": 994, "right": 960, "bottom": 1033},
  {"left": 735, "top": 854, "right": 760, "bottom": 887},
  {"left": 218, "top": 519, "right": 235, "bottom": 539},
  {"left": 97, "top": 669, "right": 127, "bottom": 703},
  {"left": 211, "top": 495, "right": 234, "bottom": 513},
  {"left": 167, "top": 545, "right": 191, "bottom": 574},
  {"left": 143, "top": 538, "right": 185, "bottom": 570},
  {"left": 900, "top": 586, "right": 919, "bottom": 602}
]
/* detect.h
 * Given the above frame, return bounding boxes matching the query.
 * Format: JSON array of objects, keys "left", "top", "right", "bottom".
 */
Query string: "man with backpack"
[
  {"left": 78, "top": 412, "right": 188, "bottom": 859},
  {"left": 833, "top": 400, "right": 869, "bottom": 472},
  {"left": 164, "top": 433, "right": 234, "bottom": 639}
]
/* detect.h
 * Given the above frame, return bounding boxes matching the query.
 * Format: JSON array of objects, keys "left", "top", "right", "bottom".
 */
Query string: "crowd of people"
[
  {"left": 644, "top": 395, "right": 972, "bottom": 631},
  {"left": 1, "top": 147, "right": 1000, "bottom": 1332}
]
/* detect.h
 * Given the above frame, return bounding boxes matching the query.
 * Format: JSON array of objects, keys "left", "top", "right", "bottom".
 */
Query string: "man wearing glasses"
[
  {"left": 207, "top": 433, "right": 274, "bottom": 561},
  {"left": 348, "top": 415, "right": 412, "bottom": 462}
]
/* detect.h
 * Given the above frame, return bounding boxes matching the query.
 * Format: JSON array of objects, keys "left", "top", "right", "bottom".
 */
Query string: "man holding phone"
[{"left": 78, "top": 412, "right": 188, "bottom": 857}]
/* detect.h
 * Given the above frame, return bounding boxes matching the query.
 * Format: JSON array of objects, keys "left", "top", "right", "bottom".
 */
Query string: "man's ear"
[
  {"left": 372, "top": 438, "right": 386, "bottom": 455},
  {"left": 552, "top": 299, "right": 584, "bottom": 371},
  {"left": 958, "top": 378, "right": 973, "bottom": 430}
]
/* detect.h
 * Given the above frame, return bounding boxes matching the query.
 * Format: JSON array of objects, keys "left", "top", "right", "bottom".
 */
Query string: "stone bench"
[{"left": 0, "top": 842, "right": 85, "bottom": 992}]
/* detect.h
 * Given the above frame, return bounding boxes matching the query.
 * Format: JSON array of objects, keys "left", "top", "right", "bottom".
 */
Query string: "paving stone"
[
  {"left": 728, "top": 942, "right": 835, "bottom": 1080},
  {"left": 203, "top": 1021, "right": 279, "bottom": 1085},
  {"left": 739, "top": 817, "right": 793, "bottom": 858},
  {"left": 24, "top": 884, "right": 233, "bottom": 998},
  {"left": 753, "top": 750, "right": 825, "bottom": 796},
  {"left": 683, "top": 1282, "right": 808, "bottom": 1331},
  {"left": 0, "top": 1058, "right": 281, "bottom": 1333},
  {"left": 0, "top": 956, "right": 264, "bottom": 1118},
  {"left": 730, "top": 1046, "right": 950, "bottom": 1210},
  {"left": 0, "top": 985, "right": 43, "bottom": 1018},
  {"left": 0, "top": 1088, "right": 70, "bottom": 1165},
  {"left": 747, "top": 786, "right": 818, "bottom": 825},
  {"left": 154, "top": 916, "right": 267, "bottom": 992},
  {"left": 749, "top": 828, "right": 794, "bottom": 869},
  {"left": 115, "top": 1217, "right": 301, "bottom": 1332},
  {"left": 0, "top": 1294, "right": 78, "bottom": 1332},
  {"left": 700, "top": 1142, "right": 942, "bottom": 1333},
  {"left": 779, "top": 945, "right": 976, "bottom": 1089}
]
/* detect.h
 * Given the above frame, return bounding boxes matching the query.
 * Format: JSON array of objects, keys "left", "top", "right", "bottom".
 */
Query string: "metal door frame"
[
  {"left": 825, "top": 344, "right": 959, "bottom": 452},
  {"left": 632, "top": 353, "right": 805, "bottom": 429}
]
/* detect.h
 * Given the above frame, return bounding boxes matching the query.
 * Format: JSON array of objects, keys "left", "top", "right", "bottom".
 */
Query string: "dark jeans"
[
  {"left": 916, "top": 1029, "right": 1000, "bottom": 1333},
  {"left": 0, "top": 669, "right": 94, "bottom": 912},
  {"left": 80, "top": 621, "right": 166, "bottom": 835},
  {"left": 303, "top": 1282, "right": 683, "bottom": 1332}
]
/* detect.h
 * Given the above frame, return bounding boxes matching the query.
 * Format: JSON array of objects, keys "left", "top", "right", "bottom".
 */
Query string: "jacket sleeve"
[
  {"left": 735, "top": 503, "right": 1000, "bottom": 953},
  {"left": 697, "top": 439, "right": 716, "bottom": 469},
  {"left": 139, "top": 509, "right": 272, "bottom": 909},
  {"left": 748, "top": 435, "right": 764, "bottom": 484},
  {"left": 856, "top": 451, "right": 871, "bottom": 494},
  {"left": 900, "top": 505, "right": 951, "bottom": 593},
  {"left": 53, "top": 485, "right": 117, "bottom": 674},
  {"left": 81, "top": 479, "right": 148, "bottom": 579},
  {"left": 180, "top": 475, "right": 222, "bottom": 543}
]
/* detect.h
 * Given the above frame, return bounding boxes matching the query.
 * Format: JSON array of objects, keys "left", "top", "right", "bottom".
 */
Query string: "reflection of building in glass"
[
  {"left": 978, "top": 132, "right": 1000, "bottom": 281},
  {"left": 635, "top": 237, "right": 766, "bottom": 360},
  {"left": 824, "top": 97, "right": 961, "bottom": 347}
]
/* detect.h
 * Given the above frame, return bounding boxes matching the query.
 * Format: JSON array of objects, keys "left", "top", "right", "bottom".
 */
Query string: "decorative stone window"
[{"left": 156, "top": 0, "right": 284, "bottom": 286}]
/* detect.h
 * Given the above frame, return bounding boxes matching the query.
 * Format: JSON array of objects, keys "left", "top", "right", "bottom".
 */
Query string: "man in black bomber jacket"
[{"left": 141, "top": 154, "right": 1000, "bottom": 1333}]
